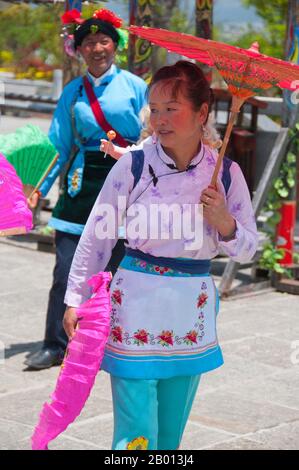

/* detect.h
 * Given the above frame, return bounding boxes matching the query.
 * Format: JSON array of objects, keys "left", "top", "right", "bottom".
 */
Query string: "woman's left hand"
[{"left": 200, "top": 186, "right": 236, "bottom": 238}]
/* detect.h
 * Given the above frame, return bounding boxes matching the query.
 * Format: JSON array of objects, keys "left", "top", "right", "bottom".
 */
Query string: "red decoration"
[
  {"left": 93, "top": 8, "right": 123, "bottom": 28},
  {"left": 61, "top": 8, "right": 84, "bottom": 25},
  {"left": 276, "top": 201, "right": 296, "bottom": 266}
]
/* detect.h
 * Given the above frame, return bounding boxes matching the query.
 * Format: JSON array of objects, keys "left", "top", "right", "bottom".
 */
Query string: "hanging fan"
[
  {"left": 0, "top": 153, "right": 33, "bottom": 237},
  {"left": 0, "top": 125, "right": 58, "bottom": 198}
]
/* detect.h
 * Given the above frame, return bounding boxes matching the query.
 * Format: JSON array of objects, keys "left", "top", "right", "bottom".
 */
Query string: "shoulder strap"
[
  {"left": 221, "top": 156, "right": 233, "bottom": 195},
  {"left": 131, "top": 150, "right": 232, "bottom": 195},
  {"left": 83, "top": 76, "right": 128, "bottom": 148},
  {"left": 131, "top": 149, "right": 145, "bottom": 189}
]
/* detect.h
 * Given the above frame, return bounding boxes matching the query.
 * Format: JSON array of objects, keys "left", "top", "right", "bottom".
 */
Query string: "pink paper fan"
[
  {"left": 31, "top": 272, "right": 112, "bottom": 450},
  {"left": 0, "top": 153, "right": 33, "bottom": 236}
]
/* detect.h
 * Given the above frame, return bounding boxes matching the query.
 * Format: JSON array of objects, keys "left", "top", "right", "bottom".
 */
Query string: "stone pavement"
[{"left": 0, "top": 239, "right": 299, "bottom": 450}]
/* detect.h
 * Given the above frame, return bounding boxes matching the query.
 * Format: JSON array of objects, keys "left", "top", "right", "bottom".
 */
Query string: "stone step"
[{"left": 275, "top": 278, "right": 299, "bottom": 295}]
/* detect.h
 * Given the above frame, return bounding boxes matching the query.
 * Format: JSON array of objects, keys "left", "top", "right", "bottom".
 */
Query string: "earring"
[{"left": 202, "top": 124, "right": 210, "bottom": 140}]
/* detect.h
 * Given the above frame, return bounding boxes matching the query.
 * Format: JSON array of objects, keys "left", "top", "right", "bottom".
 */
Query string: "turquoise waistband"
[{"left": 119, "top": 255, "right": 210, "bottom": 278}]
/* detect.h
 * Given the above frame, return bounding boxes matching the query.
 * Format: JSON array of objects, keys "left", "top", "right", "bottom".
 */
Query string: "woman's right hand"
[
  {"left": 63, "top": 306, "right": 78, "bottom": 341},
  {"left": 27, "top": 191, "right": 40, "bottom": 209}
]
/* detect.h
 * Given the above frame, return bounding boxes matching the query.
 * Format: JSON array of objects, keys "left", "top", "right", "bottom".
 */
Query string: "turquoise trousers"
[{"left": 110, "top": 374, "right": 201, "bottom": 450}]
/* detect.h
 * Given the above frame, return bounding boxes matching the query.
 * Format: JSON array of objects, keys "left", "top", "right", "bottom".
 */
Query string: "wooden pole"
[{"left": 210, "top": 95, "right": 244, "bottom": 187}]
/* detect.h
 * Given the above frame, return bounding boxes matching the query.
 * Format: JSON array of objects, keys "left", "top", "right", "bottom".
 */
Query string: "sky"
[{"left": 105, "top": 0, "right": 264, "bottom": 28}]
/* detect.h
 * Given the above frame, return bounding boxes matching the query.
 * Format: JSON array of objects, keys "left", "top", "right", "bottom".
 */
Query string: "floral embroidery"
[
  {"left": 183, "top": 330, "right": 198, "bottom": 345},
  {"left": 158, "top": 330, "right": 174, "bottom": 347},
  {"left": 109, "top": 286, "right": 208, "bottom": 348},
  {"left": 129, "top": 258, "right": 190, "bottom": 276},
  {"left": 206, "top": 224, "right": 212, "bottom": 236},
  {"left": 150, "top": 187, "right": 162, "bottom": 198},
  {"left": 127, "top": 436, "right": 149, "bottom": 450},
  {"left": 110, "top": 326, "right": 123, "bottom": 343},
  {"left": 232, "top": 202, "right": 242, "bottom": 213},
  {"left": 154, "top": 266, "right": 170, "bottom": 275},
  {"left": 133, "top": 329, "right": 149, "bottom": 345},
  {"left": 111, "top": 289, "right": 124, "bottom": 305},
  {"left": 71, "top": 169, "right": 80, "bottom": 190},
  {"left": 206, "top": 153, "right": 215, "bottom": 166},
  {"left": 113, "top": 180, "right": 123, "bottom": 191},
  {"left": 197, "top": 292, "right": 208, "bottom": 308}
]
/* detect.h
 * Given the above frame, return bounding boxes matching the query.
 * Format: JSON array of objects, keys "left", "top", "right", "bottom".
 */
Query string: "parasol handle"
[
  {"left": 210, "top": 95, "right": 245, "bottom": 188},
  {"left": 28, "top": 154, "right": 59, "bottom": 200}
]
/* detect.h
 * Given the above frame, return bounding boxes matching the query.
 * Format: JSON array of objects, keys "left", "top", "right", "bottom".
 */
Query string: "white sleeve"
[{"left": 64, "top": 153, "right": 134, "bottom": 307}]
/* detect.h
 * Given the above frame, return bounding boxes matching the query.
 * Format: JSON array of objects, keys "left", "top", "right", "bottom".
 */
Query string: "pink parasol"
[
  {"left": 129, "top": 26, "right": 299, "bottom": 186},
  {"left": 31, "top": 271, "right": 112, "bottom": 450},
  {"left": 0, "top": 153, "right": 33, "bottom": 236}
]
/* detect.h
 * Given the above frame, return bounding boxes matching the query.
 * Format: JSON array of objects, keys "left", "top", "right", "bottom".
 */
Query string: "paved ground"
[
  {"left": 1, "top": 113, "right": 299, "bottom": 450},
  {"left": 0, "top": 239, "right": 299, "bottom": 450}
]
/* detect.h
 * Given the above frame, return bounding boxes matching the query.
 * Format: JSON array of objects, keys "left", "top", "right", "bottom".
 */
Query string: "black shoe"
[{"left": 24, "top": 347, "right": 64, "bottom": 370}]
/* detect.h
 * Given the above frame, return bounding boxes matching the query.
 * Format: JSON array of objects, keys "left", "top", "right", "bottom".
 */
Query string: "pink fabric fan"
[
  {"left": 0, "top": 153, "right": 33, "bottom": 236},
  {"left": 31, "top": 272, "right": 112, "bottom": 450}
]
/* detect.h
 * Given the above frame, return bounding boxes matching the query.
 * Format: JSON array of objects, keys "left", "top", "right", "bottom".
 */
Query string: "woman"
[
  {"left": 63, "top": 60, "right": 258, "bottom": 450},
  {"left": 25, "top": 9, "right": 147, "bottom": 370}
]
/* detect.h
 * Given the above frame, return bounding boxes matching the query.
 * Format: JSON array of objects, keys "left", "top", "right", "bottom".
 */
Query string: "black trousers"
[{"left": 44, "top": 230, "right": 124, "bottom": 351}]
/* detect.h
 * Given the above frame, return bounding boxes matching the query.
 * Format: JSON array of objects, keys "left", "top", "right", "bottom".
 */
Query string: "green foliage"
[
  {"left": 259, "top": 125, "right": 298, "bottom": 274},
  {"left": 0, "top": 3, "right": 64, "bottom": 66},
  {"left": 242, "top": 0, "right": 288, "bottom": 26},
  {"left": 259, "top": 242, "right": 286, "bottom": 273},
  {"left": 224, "top": 0, "right": 288, "bottom": 60}
]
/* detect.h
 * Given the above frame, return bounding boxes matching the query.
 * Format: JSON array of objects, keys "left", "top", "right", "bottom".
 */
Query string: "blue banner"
[{"left": 68, "top": 0, "right": 82, "bottom": 11}]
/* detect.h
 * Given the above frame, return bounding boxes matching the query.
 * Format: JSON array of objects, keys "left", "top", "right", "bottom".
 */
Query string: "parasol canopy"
[
  {"left": 31, "top": 271, "right": 112, "bottom": 450},
  {"left": 129, "top": 26, "right": 299, "bottom": 186},
  {"left": 0, "top": 153, "right": 33, "bottom": 237}
]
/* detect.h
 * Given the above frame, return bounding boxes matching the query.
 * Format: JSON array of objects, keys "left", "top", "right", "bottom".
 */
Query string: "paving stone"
[
  {"left": 198, "top": 353, "right": 281, "bottom": 394},
  {"left": 181, "top": 421, "right": 236, "bottom": 450},
  {"left": 230, "top": 369, "right": 299, "bottom": 411},
  {"left": 62, "top": 415, "right": 114, "bottom": 449},
  {"left": 0, "top": 366, "right": 52, "bottom": 394},
  {"left": 1, "top": 238, "right": 299, "bottom": 450},
  {"left": 0, "top": 418, "right": 32, "bottom": 450},
  {"left": 190, "top": 390, "right": 299, "bottom": 435},
  {"left": 247, "top": 421, "right": 299, "bottom": 450},
  {"left": 220, "top": 335, "right": 295, "bottom": 370},
  {"left": 203, "top": 437, "right": 271, "bottom": 450}
]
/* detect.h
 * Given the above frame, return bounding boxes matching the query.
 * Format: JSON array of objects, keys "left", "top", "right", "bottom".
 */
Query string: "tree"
[
  {"left": 0, "top": 2, "right": 111, "bottom": 78},
  {"left": 234, "top": 0, "right": 288, "bottom": 59}
]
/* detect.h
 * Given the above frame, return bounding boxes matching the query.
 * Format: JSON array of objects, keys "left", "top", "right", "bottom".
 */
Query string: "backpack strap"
[
  {"left": 131, "top": 149, "right": 145, "bottom": 190},
  {"left": 131, "top": 150, "right": 233, "bottom": 195},
  {"left": 221, "top": 156, "right": 233, "bottom": 195}
]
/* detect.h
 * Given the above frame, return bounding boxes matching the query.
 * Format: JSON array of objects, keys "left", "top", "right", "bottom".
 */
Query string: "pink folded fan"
[
  {"left": 0, "top": 152, "right": 33, "bottom": 236},
  {"left": 31, "top": 272, "right": 112, "bottom": 450}
]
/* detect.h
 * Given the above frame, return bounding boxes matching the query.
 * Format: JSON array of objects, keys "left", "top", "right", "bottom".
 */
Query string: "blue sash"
[{"left": 125, "top": 247, "right": 211, "bottom": 275}]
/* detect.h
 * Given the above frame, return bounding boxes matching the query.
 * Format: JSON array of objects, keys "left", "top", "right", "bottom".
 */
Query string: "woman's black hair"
[{"left": 149, "top": 60, "right": 214, "bottom": 122}]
